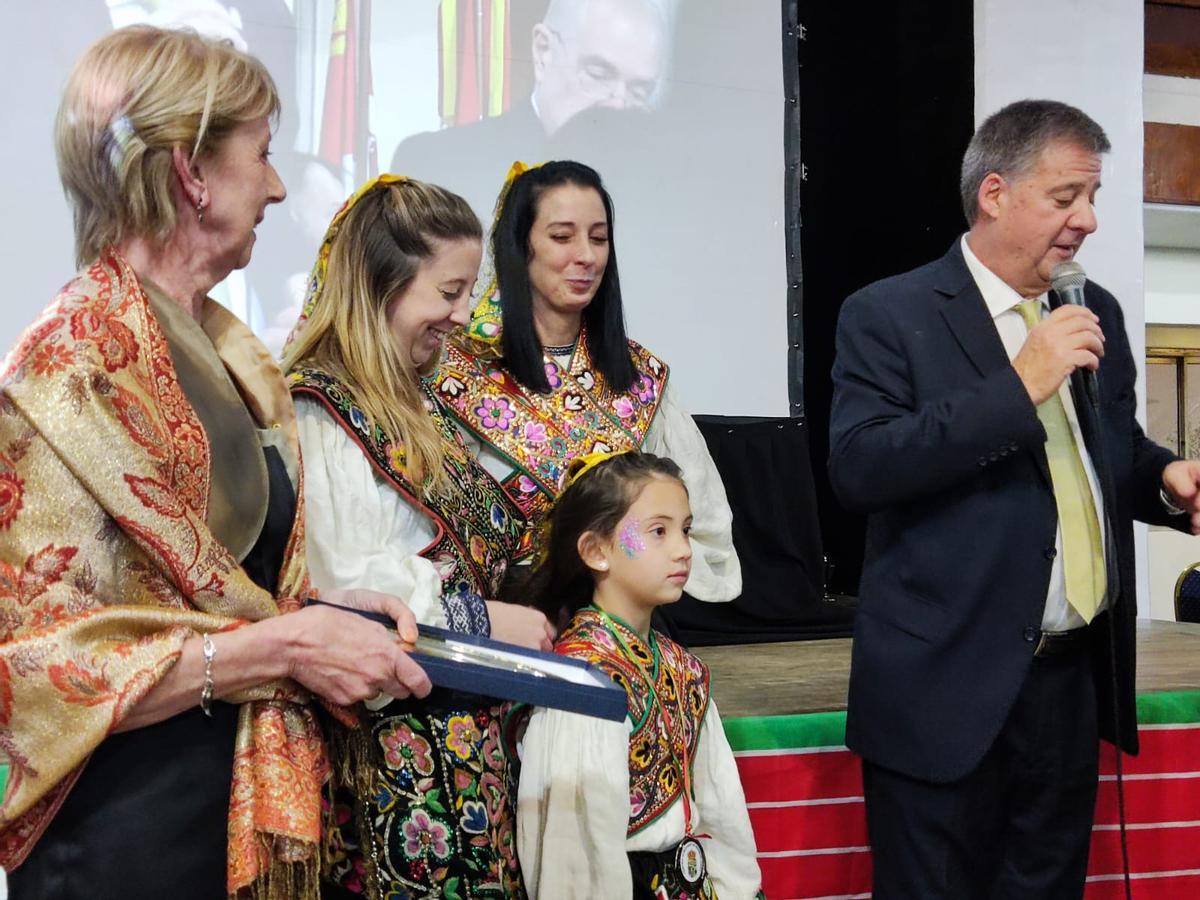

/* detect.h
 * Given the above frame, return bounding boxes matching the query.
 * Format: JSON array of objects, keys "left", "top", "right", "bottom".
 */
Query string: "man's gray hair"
[
  {"left": 960, "top": 99, "right": 1110, "bottom": 225},
  {"left": 542, "top": 0, "right": 675, "bottom": 43}
]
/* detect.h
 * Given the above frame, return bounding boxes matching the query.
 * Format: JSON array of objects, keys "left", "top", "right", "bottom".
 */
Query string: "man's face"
[
  {"left": 990, "top": 140, "right": 1102, "bottom": 297},
  {"left": 532, "top": 0, "right": 667, "bottom": 136}
]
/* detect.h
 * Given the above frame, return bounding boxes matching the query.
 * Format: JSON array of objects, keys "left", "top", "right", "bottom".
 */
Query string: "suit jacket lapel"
[{"left": 935, "top": 242, "right": 1053, "bottom": 490}]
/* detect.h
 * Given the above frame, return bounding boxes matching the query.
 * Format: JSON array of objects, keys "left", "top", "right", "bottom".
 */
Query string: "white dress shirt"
[{"left": 961, "top": 236, "right": 1107, "bottom": 632}]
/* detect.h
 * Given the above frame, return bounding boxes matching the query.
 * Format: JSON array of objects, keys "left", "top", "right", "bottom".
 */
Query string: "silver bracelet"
[{"left": 200, "top": 633, "right": 216, "bottom": 717}]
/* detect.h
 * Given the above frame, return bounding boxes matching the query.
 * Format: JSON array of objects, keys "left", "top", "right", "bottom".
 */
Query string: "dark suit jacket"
[
  {"left": 828, "top": 240, "right": 1182, "bottom": 783},
  {"left": 390, "top": 100, "right": 547, "bottom": 218}
]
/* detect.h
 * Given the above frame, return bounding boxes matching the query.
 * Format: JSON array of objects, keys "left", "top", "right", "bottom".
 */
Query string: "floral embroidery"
[
  {"left": 379, "top": 722, "right": 435, "bottom": 776},
  {"left": 0, "top": 468, "right": 24, "bottom": 530},
  {"left": 489, "top": 502, "right": 507, "bottom": 530},
  {"left": 634, "top": 374, "right": 657, "bottom": 404},
  {"left": 47, "top": 657, "right": 114, "bottom": 707},
  {"left": 29, "top": 343, "right": 75, "bottom": 378},
  {"left": 555, "top": 609, "right": 710, "bottom": 837},
  {"left": 434, "top": 329, "right": 667, "bottom": 566},
  {"left": 468, "top": 534, "right": 488, "bottom": 566},
  {"left": 348, "top": 406, "right": 370, "bottom": 432},
  {"left": 386, "top": 441, "right": 407, "bottom": 472},
  {"left": 612, "top": 397, "right": 635, "bottom": 419},
  {"left": 401, "top": 809, "right": 452, "bottom": 860},
  {"left": 439, "top": 375, "right": 465, "bottom": 397},
  {"left": 335, "top": 705, "right": 523, "bottom": 898},
  {"left": 476, "top": 397, "right": 515, "bottom": 430},
  {"left": 460, "top": 799, "right": 488, "bottom": 834},
  {"left": 446, "top": 713, "right": 482, "bottom": 760}
]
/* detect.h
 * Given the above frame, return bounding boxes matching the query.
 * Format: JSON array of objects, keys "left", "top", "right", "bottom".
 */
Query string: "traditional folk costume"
[
  {"left": 0, "top": 251, "right": 331, "bottom": 899},
  {"left": 286, "top": 176, "right": 529, "bottom": 898},
  {"left": 517, "top": 607, "right": 762, "bottom": 899},
  {"left": 434, "top": 298, "right": 741, "bottom": 603}
]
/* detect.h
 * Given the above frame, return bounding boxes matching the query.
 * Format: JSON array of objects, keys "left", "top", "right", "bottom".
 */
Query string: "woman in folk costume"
[
  {"left": 432, "top": 161, "right": 741, "bottom": 603},
  {"left": 281, "top": 176, "right": 554, "bottom": 898},
  {"left": 518, "top": 451, "right": 762, "bottom": 899},
  {"left": 0, "top": 27, "right": 432, "bottom": 900}
]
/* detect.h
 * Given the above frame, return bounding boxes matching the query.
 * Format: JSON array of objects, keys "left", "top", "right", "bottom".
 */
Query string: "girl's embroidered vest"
[
  {"left": 555, "top": 608, "right": 711, "bottom": 836},
  {"left": 288, "top": 366, "right": 527, "bottom": 601},
  {"left": 434, "top": 328, "right": 668, "bottom": 560}
]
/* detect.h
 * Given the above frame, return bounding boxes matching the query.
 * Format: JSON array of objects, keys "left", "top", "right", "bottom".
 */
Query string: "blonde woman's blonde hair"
[
  {"left": 283, "top": 180, "right": 482, "bottom": 492},
  {"left": 55, "top": 25, "right": 279, "bottom": 266}
]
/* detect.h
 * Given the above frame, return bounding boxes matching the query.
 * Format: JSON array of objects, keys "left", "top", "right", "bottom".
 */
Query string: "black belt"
[{"left": 1034, "top": 626, "right": 1090, "bottom": 658}]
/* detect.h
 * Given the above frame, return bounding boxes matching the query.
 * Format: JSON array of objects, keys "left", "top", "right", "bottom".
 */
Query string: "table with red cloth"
[{"left": 699, "top": 620, "right": 1200, "bottom": 900}]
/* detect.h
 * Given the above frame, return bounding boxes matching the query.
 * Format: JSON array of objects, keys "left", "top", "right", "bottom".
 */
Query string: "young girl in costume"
[{"left": 516, "top": 451, "right": 763, "bottom": 899}]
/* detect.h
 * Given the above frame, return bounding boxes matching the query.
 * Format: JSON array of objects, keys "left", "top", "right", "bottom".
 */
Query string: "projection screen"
[{"left": 0, "top": 0, "right": 786, "bottom": 416}]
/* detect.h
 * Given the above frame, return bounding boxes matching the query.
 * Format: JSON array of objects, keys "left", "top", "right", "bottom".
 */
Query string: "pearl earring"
[{"left": 196, "top": 201, "right": 206, "bottom": 224}]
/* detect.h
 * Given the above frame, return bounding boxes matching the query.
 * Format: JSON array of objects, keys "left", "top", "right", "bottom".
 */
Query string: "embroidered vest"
[
  {"left": 434, "top": 329, "right": 669, "bottom": 558},
  {"left": 555, "top": 608, "right": 711, "bottom": 836},
  {"left": 288, "top": 367, "right": 527, "bottom": 608}
]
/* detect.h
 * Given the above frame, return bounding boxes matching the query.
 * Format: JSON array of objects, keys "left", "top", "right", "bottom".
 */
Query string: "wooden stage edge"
[{"left": 693, "top": 619, "right": 1200, "bottom": 719}]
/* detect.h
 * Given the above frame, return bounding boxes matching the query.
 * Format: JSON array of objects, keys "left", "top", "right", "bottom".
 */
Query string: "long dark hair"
[
  {"left": 527, "top": 452, "right": 684, "bottom": 628},
  {"left": 492, "top": 160, "right": 638, "bottom": 393}
]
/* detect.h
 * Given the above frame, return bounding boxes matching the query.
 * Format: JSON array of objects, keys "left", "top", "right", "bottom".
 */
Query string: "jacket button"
[
  {"left": 1023, "top": 626, "right": 1037, "bottom": 642},
  {"left": 1044, "top": 546, "right": 1057, "bottom": 560}
]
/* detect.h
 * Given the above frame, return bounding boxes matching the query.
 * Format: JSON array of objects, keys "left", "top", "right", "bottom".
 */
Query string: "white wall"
[{"left": 975, "top": 0, "right": 1154, "bottom": 615}]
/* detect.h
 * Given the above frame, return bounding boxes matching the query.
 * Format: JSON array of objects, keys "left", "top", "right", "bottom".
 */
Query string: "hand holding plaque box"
[{"left": 309, "top": 600, "right": 628, "bottom": 721}]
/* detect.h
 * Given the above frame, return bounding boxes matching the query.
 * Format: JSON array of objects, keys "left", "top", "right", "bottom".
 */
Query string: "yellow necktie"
[{"left": 1016, "top": 300, "right": 1105, "bottom": 622}]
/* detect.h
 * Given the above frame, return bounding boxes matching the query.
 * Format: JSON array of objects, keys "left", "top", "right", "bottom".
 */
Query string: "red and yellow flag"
[{"left": 438, "top": 0, "right": 511, "bottom": 127}]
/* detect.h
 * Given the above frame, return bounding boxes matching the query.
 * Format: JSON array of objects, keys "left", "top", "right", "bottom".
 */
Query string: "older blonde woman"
[{"left": 0, "top": 27, "right": 429, "bottom": 900}]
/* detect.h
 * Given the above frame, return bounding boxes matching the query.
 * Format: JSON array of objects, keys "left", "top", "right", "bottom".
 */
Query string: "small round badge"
[{"left": 676, "top": 837, "right": 707, "bottom": 889}]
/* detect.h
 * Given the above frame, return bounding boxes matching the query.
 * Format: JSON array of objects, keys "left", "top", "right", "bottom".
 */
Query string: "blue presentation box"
[{"left": 311, "top": 601, "right": 628, "bottom": 722}]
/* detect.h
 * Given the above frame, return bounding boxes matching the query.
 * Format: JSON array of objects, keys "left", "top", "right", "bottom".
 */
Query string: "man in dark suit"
[
  {"left": 829, "top": 99, "right": 1200, "bottom": 898},
  {"left": 390, "top": 0, "right": 671, "bottom": 217}
]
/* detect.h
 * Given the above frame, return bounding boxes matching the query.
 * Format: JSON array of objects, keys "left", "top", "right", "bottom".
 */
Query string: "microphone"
[{"left": 1049, "top": 260, "right": 1100, "bottom": 409}]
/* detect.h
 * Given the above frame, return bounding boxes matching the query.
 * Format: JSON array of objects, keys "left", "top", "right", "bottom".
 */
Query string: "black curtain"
[
  {"left": 800, "top": 2, "right": 975, "bottom": 596},
  {"left": 659, "top": 416, "right": 852, "bottom": 646}
]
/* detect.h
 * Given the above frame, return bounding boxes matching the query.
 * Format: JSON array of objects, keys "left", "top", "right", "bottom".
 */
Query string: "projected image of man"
[
  {"left": 390, "top": 0, "right": 675, "bottom": 218},
  {"left": 530, "top": 0, "right": 669, "bottom": 136}
]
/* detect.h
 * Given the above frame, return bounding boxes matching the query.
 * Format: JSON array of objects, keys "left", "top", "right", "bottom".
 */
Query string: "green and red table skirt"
[
  {"left": 6, "top": 691, "right": 1200, "bottom": 895},
  {"left": 726, "top": 690, "right": 1200, "bottom": 899}
]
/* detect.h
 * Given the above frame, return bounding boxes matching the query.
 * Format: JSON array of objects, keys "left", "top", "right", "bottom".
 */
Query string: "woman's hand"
[
  {"left": 486, "top": 601, "right": 556, "bottom": 652},
  {"left": 281, "top": 601, "right": 431, "bottom": 706},
  {"left": 320, "top": 587, "right": 421, "bottom": 643}
]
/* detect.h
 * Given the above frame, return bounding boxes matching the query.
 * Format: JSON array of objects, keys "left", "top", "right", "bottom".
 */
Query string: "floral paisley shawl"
[
  {"left": 554, "top": 608, "right": 711, "bottom": 836},
  {"left": 0, "top": 250, "right": 331, "bottom": 897},
  {"left": 288, "top": 366, "right": 527, "bottom": 610},
  {"left": 434, "top": 327, "right": 668, "bottom": 559}
]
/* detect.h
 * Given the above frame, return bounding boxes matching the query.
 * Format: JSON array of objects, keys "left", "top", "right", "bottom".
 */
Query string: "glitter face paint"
[{"left": 618, "top": 518, "right": 646, "bottom": 559}]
